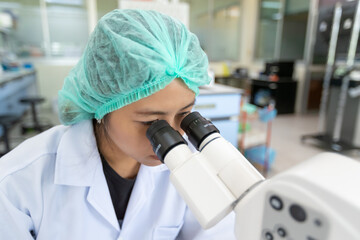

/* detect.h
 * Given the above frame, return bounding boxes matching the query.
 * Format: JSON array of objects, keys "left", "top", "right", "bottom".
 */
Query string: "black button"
[
  {"left": 314, "top": 219, "right": 322, "bottom": 227},
  {"left": 307, "top": 236, "right": 318, "bottom": 240},
  {"left": 277, "top": 227, "right": 286, "bottom": 237},
  {"left": 264, "top": 231, "right": 273, "bottom": 240},
  {"left": 289, "top": 204, "right": 306, "bottom": 222},
  {"left": 269, "top": 195, "right": 283, "bottom": 210}
]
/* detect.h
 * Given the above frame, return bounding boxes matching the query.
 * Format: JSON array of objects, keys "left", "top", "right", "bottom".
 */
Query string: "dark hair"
[{"left": 93, "top": 114, "right": 114, "bottom": 151}]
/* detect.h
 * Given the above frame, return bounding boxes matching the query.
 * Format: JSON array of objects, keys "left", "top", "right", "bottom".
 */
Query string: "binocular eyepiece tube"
[
  {"left": 146, "top": 112, "right": 219, "bottom": 161},
  {"left": 145, "top": 119, "right": 187, "bottom": 163},
  {"left": 180, "top": 112, "right": 220, "bottom": 150}
]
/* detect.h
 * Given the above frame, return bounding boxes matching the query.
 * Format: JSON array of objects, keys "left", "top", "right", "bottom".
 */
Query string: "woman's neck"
[
  {"left": 94, "top": 122, "right": 140, "bottom": 179},
  {"left": 100, "top": 145, "right": 140, "bottom": 179}
]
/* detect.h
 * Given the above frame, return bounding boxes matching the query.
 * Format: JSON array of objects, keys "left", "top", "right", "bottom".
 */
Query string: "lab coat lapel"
[
  {"left": 121, "top": 164, "right": 169, "bottom": 231},
  {"left": 54, "top": 120, "right": 99, "bottom": 186},
  {"left": 86, "top": 161, "right": 120, "bottom": 232},
  {"left": 121, "top": 165, "right": 158, "bottom": 229}
]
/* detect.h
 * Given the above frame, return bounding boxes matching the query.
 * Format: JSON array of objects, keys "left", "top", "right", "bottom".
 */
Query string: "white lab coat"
[{"left": 0, "top": 120, "right": 236, "bottom": 240}]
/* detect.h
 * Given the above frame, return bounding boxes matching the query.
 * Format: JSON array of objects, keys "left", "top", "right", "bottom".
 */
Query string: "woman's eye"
[
  {"left": 141, "top": 120, "right": 158, "bottom": 126},
  {"left": 178, "top": 111, "right": 190, "bottom": 117}
]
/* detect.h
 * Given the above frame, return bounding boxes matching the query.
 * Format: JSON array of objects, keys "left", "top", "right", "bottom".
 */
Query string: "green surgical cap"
[{"left": 58, "top": 9, "right": 210, "bottom": 125}]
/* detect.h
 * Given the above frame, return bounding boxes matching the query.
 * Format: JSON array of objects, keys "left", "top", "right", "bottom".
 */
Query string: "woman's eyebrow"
[
  {"left": 135, "top": 100, "right": 195, "bottom": 116},
  {"left": 180, "top": 100, "right": 196, "bottom": 111}
]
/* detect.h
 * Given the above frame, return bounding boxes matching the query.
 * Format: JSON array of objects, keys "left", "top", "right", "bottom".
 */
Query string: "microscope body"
[
  {"left": 235, "top": 152, "right": 360, "bottom": 240},
  {"left": 146, "top": 112, "right": 360, "bottom": 240}
]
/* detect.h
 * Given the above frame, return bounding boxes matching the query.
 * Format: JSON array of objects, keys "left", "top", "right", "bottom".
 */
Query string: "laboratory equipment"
[
  {"left": 19, "top": 96, "right": 52, "bottom": 134},
  {"left": 0, "top": 114, "right": 19, "bottom": 156},
  {"left": 0, "top": 69, "right": 37, "bottom": 142},
  {"left": 146, "top": 111, "right": 360, "bottom": 240},
  {"left": 303, "top": 0, "right": 360, "bottom": 151}
]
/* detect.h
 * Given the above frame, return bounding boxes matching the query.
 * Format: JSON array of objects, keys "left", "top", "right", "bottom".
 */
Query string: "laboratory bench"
[
  {"left": 0, "top": 69, "right": 35, "bottom": 86},
  {"left": 215, "top": 75, "right": 251, "bottom": 91},
  {"left": 214, "top": 75, "right": 298, "bottom": 115},
  {"left": 0, "top": 69, "right": 38, "bottom": 138}
]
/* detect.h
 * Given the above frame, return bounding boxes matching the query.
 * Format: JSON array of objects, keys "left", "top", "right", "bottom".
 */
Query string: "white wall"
[
  {"left": 209, "top": 0, "right": 263, "bottom": 77},
  {"left": 238, "top": 0, "right": 259, "bottom": 68},
  {"left": 33, "top": 58, "right": 77, "bottom": 111}
]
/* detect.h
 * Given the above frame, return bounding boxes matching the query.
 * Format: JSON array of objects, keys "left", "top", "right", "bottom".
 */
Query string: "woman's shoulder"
[
  {"left": 0, "top": 120, "right": 96, "bottom": 184},
  {"left": 0, "top": 124, "right": 70, "bottom": 183}
]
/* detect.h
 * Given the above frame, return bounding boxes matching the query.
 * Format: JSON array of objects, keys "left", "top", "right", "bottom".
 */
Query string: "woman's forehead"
[
  {"left": 133, "top": 80, "right": 195, "bottom": 107},
  {"left": 111, "top": 80, "right": 195, "bottom": 117}
]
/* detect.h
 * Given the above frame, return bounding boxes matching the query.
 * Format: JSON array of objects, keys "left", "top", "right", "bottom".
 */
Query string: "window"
[
  {"left": 183, "top": 0, "right": 242, "bottom": 61},
  {"left": 45, "top": 0, "right": 89, "bottom": 57},
  {"left": 255, "top": 0, "right": 310, "bottom": 61},
  {"left": 0, "top": 0, "right": 44, "bottom": 57},
  {"left": 0, "top": 0, "right": 90, "bottom": 58}
]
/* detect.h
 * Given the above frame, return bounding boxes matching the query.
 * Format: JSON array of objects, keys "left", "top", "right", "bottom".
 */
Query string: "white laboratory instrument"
[{"left": 146, "top": 112, "right": 360, "bottom": 240}]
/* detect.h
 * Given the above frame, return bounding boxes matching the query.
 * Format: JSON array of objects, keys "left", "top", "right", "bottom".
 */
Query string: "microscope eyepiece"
[
  {"left": 146, "top": 120, "right": 187, "bottom": 163},
  {"left": 181, "top": 112, "right": 219, "bottom": 150}
]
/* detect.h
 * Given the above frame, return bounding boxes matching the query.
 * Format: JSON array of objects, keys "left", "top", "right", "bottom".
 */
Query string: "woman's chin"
[
  {"left": 144, "top": 161, "right": 163, "bottom": 167},
  {"left": 142, "top": 156, "right": 163, "bottom": 166}
]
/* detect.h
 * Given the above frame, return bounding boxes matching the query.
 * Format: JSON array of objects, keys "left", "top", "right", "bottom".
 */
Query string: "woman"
[{"left": 0, "top": 9, "right": 235, "bottom": 239}]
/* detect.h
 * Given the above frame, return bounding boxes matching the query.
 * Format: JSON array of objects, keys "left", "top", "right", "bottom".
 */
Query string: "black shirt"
[{"left": 100, "top": 154, "right": 136, "bottom": 227}]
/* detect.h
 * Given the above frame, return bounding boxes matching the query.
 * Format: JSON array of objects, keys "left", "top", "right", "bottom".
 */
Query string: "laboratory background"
[{"left": 0, "top": 0, "right": 360, "bottom": 178}]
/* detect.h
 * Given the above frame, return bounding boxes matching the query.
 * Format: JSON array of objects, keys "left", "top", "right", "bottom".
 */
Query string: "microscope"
[{"left": 146, "top": 112, "right": 360, "bottom": 240}]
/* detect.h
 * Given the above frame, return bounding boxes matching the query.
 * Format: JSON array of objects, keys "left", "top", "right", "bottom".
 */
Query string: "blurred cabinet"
[
  {"left": 196, "top": 84, "right": 243, "bottom": 147},
  {"left": 250, "top": 79, "right": 297, "bottom": 114}
]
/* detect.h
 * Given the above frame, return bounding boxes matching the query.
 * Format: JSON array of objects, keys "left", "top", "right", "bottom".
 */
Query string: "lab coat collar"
[
  {"left": 53, "top": 120, "right": 171, "bottom": 232},
  {"left": 54, "top": 120, "right": 100, "bottom": 187},
  {"left": 87, "top": 159, "right": 120, "bottom": 231},
  {"left": 54, "top": 120, "right": 170, "bottom": 186},
  {"left": 54, "top": 120, "right": 120, "bottom": 231}
]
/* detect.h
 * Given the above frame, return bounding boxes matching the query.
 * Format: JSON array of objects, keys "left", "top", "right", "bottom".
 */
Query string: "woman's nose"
[{"left": 167, "top": 118, "right": 183, "bottom": 133}]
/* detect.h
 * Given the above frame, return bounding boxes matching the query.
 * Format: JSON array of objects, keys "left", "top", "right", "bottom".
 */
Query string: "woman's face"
[{"left": 105, "top": 79, "right": 196, "bottom": 166}]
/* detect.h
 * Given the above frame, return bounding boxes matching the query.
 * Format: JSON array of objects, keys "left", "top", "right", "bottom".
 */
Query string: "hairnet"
[{"left": 58, "top": 9, "right": 210, "bottom": 125}]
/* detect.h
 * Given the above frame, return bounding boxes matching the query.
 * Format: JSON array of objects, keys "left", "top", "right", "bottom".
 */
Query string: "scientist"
[{"left": 0, "top": 9, "right": 235, "bottom": 239}]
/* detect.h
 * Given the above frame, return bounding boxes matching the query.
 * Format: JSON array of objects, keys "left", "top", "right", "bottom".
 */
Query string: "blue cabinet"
[{"left": 195, "top": 84, "right": 242, "bottom": 147}]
